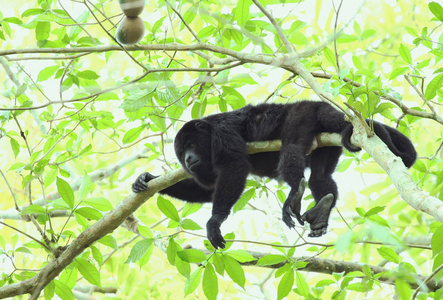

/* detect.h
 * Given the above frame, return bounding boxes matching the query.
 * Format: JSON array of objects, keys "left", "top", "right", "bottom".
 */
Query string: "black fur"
[{"left": 132, "top": 101, "right": 417, "bottom": 248}]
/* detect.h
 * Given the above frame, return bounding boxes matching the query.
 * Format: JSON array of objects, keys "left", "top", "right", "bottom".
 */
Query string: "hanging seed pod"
[
  {"left": 119, "top": 0, "right": 145, "bottom": 17},
  {"left": 116, "top": 16, "right": 145, "bottom": 45}
]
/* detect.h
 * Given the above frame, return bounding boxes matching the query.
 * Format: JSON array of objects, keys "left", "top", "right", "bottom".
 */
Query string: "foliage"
[{"left": 0, "top": 0, "right": 442, "bottom": 299}]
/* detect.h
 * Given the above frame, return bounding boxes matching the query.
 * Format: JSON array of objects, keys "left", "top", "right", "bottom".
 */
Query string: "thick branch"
[
  {"left": 236, "top": 251, "right": 443, "bottom": 291},
  {"left": 350, "top": 120, "right": 443, "bottom": 223},
  {"left": 0, "top": 169, "right": 188, "bottom": 299}
]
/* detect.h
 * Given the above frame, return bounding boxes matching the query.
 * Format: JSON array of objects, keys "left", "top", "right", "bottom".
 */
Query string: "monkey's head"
[{"left": 174, "top": 120, "right": 216, "bottom": 187}]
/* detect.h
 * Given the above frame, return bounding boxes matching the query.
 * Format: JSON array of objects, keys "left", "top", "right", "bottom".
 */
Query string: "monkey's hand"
[
  {"left": 282, "top": 178, "right": 306, "bottom": 229},
  {"left": 206, "top": 215, "right": 227, "bottom": 249},
  {"left": 132, "top": 172, "right": 158, "bottom": 193}
]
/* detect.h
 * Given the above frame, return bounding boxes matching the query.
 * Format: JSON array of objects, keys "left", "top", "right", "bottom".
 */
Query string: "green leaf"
[
  {"left": 222, "top": 254, "right": 245, "bottom": 288},
  {"left": 59, "top": 267, "right": 77, "bottom": 289},
  {"left": 184, "top": 266, "right": 203, "bottom": 296},
  {"left": 177, "top": 249, "right": 206, "bottom": 263},
  {"left": 389, "top": 67, "right": 409, "bottom": 80},
  {"left": 167, "top": 238, "right": 178, "bottom": 265},
  {"left": 83, "top": 197, "right": 113, "bottom": 211},
  {"left": 54, "top": 280, "right": 74, "bottom": 300},
  {"left": 182, "top": 2, "right": 199, "bottom": 29},
  {"left": 125, "top": 238, "right": 154, "bottom": 264},
  {"left": 336, "top": 158, "right": 353, "bottom": 172},
  {"left": 19, "top": 205, "right": 46, "bottom": 215},
  {"left": 233, "top": 188, "right": 255, "bottom": 213},
  {"left": 296, "top": 271, "right": 310, "bottom": 298},
  {"left": 9, "top": 162, "right": 26, "bottom": 171},
  {"left": 75, "top": 207, "right": 102, "bottom": 220},
  {"left": 75, "top": 258, "right": 101, "bottom": 287},
  {"left": 324, "top": 47, "right": 337, "bottom": 69},
  {"left": 138, "top": 225, "right": 154, "bottom": 238},
  {"left": 361, "top": 29, "right": 376, "bottom": 40},
  {"left": 395, "top": 279, "right": 411, "bottom": 300},
  {"left": 377, "top": 247, "right": 400, "bottom": 264},
  {"left": 432, "top": 252, "right": 443, "bottom": 274},
  {"left": 15, "top": 84, "right": 27, "bottom": 97},
  {"left": 9, "top": 138, "right": 20, "bottom": 158},
  {"left": 56, "top": 177, "right": 75, "bottom": 209},
  {"left": 203, "top": 263, "right": 218, "bottom": 300},
  {"left": 22, "top": 8, "right": 45, "bottom": 17},
  {"left": 337, "top": 34, "right": 357, "bottom": 43},
  {"left": 399, "top": 44, "right": 412, "bottom": 64},
  {"left": 15, "top": 246, "right": 32, "bottom": 255},
  {"left": 157, "top": 196, "right": 180, "bottom": 222},
  {"left": 139, "top": 241, "right": 154, "bottom": 267},
  {"left": 98, "top": 235, "right": 118, "bottom": 249},
  {"left": 122, "top": 125, "right": 145, "bottom": 144},
  {"left": 405, "top": 26, "right": 419, "bottom": 37},
  {"left": 181, "top": 202, "right": 202, "bottom": 218},
  {"left": 316, "top": 279, "right": 335, "bottom": 287},
  {"left": 149, "top": 114, "right": 167, "bottom": 133},
  {"left": 119, "top": 89, "right": 155, "bottom": 112},
  {"left": 37, "top": 66, "right": 59, "bottom": 82},
  {"left": 256, "top": 254, "right": 287, "bottom": 266},
  {"left": 91, "top": 245, "right": 103, "bottom": 266},
  {"left": 222, "top": 86, "right": 246, "bottom": 108},
  {"left": 212, "top": 253, "right": 224, "bottom": 275},
  {"left": 355, "top": 207, "right": 365, "bottom": 217},
  {"left": 424, "top": 73, "right": 443, "bottom": 100},
  {"left": 77, "top": 70, "right": 99, "bottom": 80},
  {"left": 365, "top": 206, "right": 385, "bottom": 217},
  {"left": 276, "top": 263, "right": 292, "bottom": 278},
  {"left": 352, "top": 55, "right": 363, "bottom": 69},
  {"left": 78, "top": 175, "right": 92, "bottom": 202},
  {"left": 181, "top": 219, "right": 203, "bottom": 230},
  {"left": 175, "top": 256, "right": 191, "bottom": 278},
  {"left": 277, "top": 268, "right": 294, "bottom": 300},
  {"left": 368, "top": 215, "right": 390, "bottom": 227},
  {"left": 429, "top": 2, "right": 443, "bottom": 21},
  {"left": 35, "top": 21, "right": 50, "bottom": 41},
  {"left": 431, "top": 225, "right": 443, "bottom": 255},
  {"left": 234, "top": 0, "right": 251, "bottom": 26},
  {"left": 227, "top": 250, "right": 256, "bottom": 263},
  {"left": 44, "top": 280, "right": 55, "bottom": 300}
]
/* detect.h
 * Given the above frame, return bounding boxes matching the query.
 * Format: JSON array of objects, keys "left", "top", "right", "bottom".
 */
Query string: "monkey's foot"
[
  {"left": 282, "top": 178, "right": 306, "bottom": 229},
  {"left": 300, "top": 193, "right": 335, "bottom": 237}
]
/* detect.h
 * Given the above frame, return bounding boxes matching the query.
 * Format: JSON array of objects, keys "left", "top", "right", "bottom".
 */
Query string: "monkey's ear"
[{"left": 194, "top": 120, "right": 211, "bottom": 131}]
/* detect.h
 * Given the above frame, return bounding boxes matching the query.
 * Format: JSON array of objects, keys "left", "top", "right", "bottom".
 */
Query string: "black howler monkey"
[{"left": 132, "top": 101, "right": 417, "bottom": 249}]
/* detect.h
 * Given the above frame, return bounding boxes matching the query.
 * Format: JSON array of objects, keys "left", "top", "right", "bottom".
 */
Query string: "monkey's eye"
[
  {"left": 195, "top": 122, "right": 202, "bottom": 128},
  {"left": 188, "top": 142, "right": 195, "bottom": 148}
]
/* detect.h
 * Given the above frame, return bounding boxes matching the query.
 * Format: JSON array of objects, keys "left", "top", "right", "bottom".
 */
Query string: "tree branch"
[
  {"left": 235, "top": 250, "right": 443, "bottom": 291},
  {"left": 0, "top": 150, "right": 149, "bottom": 220},
  {"left": 350, "top": 120, "right": 443, "bottom": 223},
  {"left": 311, "top": 71, "right": 443, "bottom": 125}
]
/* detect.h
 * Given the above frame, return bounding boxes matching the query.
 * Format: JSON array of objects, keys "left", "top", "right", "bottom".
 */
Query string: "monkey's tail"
[{"left": 341, "top": 121, "right": 417, "bottom": 168}]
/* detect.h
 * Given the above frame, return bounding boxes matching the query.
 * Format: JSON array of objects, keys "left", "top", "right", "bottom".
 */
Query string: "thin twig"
[
  {"left": 165, "top": 0, "right": 202, "bottom": 43},
  {"left": 404, "top": 74, "right": 437, "bottom": 116},
  {"left": 252, "top": 0, "right": 294, "bottom": 54}
]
